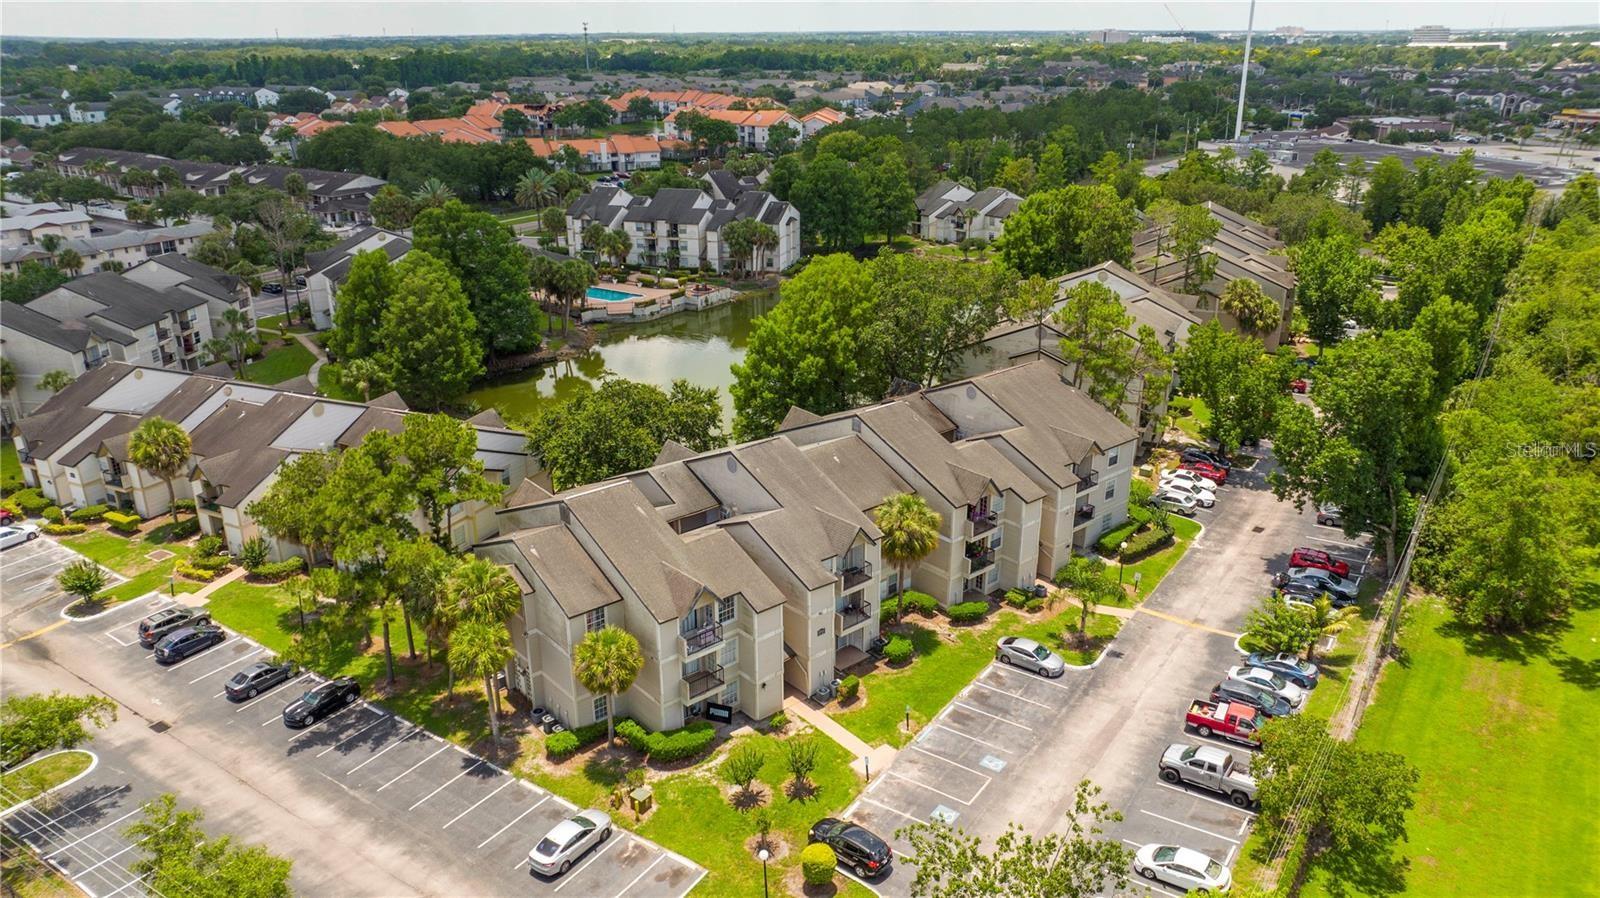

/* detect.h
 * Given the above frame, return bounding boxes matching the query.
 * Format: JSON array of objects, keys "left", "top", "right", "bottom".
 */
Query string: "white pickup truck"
[{"left": 1158, "top": 743, "right": 1258, "bottom": 808}]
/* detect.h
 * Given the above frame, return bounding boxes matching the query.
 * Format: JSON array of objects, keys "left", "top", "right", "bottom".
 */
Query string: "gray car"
[{"left": 995, "top": 636, "right": 1066, "bottom": 677}]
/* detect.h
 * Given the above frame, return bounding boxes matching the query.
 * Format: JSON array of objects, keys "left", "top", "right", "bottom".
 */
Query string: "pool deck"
[{"left": 583, "top": 282, "right": 675, "bottom": 312}]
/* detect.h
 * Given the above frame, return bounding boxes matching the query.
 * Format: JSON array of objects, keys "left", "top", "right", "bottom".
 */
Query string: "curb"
[
  {"left": 60, "top": 590, "right": 165, "bottom": 623},
  {"left": 0, "top": 749, "right": 100, "bottom": 819}
]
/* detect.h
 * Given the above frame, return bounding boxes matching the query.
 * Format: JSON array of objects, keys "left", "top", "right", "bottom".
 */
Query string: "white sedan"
[
  {"left": 0, "top": 524, "right": 41, "bottom": 550},
  {"left": 1158, "top": 480, "right": 1215, "bottom": 508},
  {"left": 1161, "top": 468, "right": 1219, "bottom": 491},
  {"left": 1133, "top": 843, "right": 1233, "bottom": 893},
  {"left": 1227, "top": 665, "right": 1307, "bottom": 709},
  {"left": 527, "top": 809, "right": 611, "bottom": 876}
]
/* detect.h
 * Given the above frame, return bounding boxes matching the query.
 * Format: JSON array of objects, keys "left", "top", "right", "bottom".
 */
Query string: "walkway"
[
  {"left": 289, "top": 331, "right": 328, "bottom": 390},
  {"left": 782, "top": 688, "right": 898, "bottom": 780},
  {"left": 173, "top": 565, "right": 247, "bottom": 607}
]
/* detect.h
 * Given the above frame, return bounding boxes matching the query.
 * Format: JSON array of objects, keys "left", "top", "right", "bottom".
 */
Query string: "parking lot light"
[
  {"left": 757, "top": 847, "right": 770, "bottom": 898},
  {"left": 1118, "top": 542, "right": 1129, "bottom": 586}
]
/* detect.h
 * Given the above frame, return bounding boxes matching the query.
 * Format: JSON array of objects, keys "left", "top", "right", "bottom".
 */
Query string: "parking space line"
[
  {"left": 91, "top": 595, "right": 169, "bottom": 621},
  {"left": 477, "top": 796, "right": 548, "bottom": 848},
  {"left": 316, "top": 714, "right": 395, "bottom": 758},
  {"left": 240, "top": 673, "right": 312, "bottom": 712},
  {"left": 986, "top": 662, "right": 1078, "bottom": 692},
  {"left": 41, "top": 808, "right": 144, "bottom": 859},
  {"left": 908, "top": 745, "right": 992, "bottom": 778},
  {"left": 858, "top": 796, "right": 924, "bottom": 826},
  {"left": 443, "top": 780, "right": 512, "bottom": 829},
  {"left": 552, "top": 833, "right": 621, "bottom": 892},
  {"left": 927, "top": 722, "right": 1016, "bottom": 754},
  {"left": 949, "top": 701, "right": 1033, "bottom": 731},
  {"left": 1152, "top": 781, "right": 1258, "bottom": 816},
  {"left": 76, "top": 820, "right": 178, "bottom": 876},
  {"left": 187, "top": 646, "right": 264, "bottom": 684},
  {"left": 346, "top": 724, "right": 423, "bottom": 774},
  {"left": 1138, "top": 809, "right": 1239, "bottom": 844},
  {"left": 408, "top": 760, "right": 484, "bottom": 810},
  {"left": 612, "top": 854, "right": 664, "bottom": 898},
  {"left": 288, "top": 704, "right": 372, "bottom": 741},
  {"left": 884, "top": 769, "right": 975, "bottom": 806},
  {"left": 375, "top": 744, "right": 449, "bottom": 791},
  {"left": 967, "top": 678, "right": 1052, "bottom": 708},
  {"left": 161, "top": 636, "right": 246, "bottom": 671}
]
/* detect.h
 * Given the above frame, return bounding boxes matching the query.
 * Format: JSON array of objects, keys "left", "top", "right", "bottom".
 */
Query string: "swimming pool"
[{"left": 587, "top": 286, "right": 641, "bottom": 302}]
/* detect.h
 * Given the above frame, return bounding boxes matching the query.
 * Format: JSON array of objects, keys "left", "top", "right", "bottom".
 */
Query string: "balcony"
[
  {"left": 967, "top": 547, "right": 996, "bottom": 575},
  {"left": 839, "top": 560, "right": 872, "bottom": 591},
  {"left": 180, "top": 319, "right": 196, "bottom": 333},
  {"left": 835, "top": 602, "right": 872, "bottom": 634},
  {"left": 678, "top": 621, "right": 723, "bottom": 658},
  {"left": 156, "top": 327, "right": 171, "bottom": 341},
  {"left": 160, "top": 352, "right": 176, "bottom": 366},
  {"left": 1075, "top": 504, "right": 1096, "bottom": 525},
  {"left": 967, "top": 508, "right": 997, "bottom": 537},
  {"left": 680, "top": 664, "right": 725, "bottom": 705},
  {"left": 1075, "top": 470, "right": 1100, "bottom": 493},
  {"left": 102, "top": 470, "right": 124, "bottom": 488}
]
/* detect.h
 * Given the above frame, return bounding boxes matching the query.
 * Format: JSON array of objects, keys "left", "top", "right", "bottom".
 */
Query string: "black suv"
[
  {"left": 1180, "top": 447, "right": 1232, "bottom": 470},
  {"left": 809, "top": 818, "right": 892, "bottom": 879},
  {"left": 138, "top": 607, "right": 210, "bottom": 648},
  {"left": 282, "top": 677, "right": 361, "bottom": 728},
  {"left": 154, "top": 625, "right": 225, "bottom": 665},
  {"left": 1211, "top": 680, "right": 1293, "bottom": 719}
]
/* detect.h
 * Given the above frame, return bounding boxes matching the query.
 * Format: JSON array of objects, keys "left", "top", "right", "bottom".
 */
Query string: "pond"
[{"left": 466, "top": 290, "right": 779, "bottom": 426}]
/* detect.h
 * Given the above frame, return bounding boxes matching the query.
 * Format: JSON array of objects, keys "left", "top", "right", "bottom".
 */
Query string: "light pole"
[
  {"left": 757, "top": 848, "right": 770, "bottom": 898},
  {"left": 1126, "top": 140, "right": 1135, "bottom": 162},
  {"left": 1118, "top": 542, "right": 1129, "bottom": 587}
]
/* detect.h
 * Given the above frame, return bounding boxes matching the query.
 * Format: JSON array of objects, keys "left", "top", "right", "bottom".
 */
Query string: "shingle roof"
[
  {"left": 32, "top": 271, "right": 206, "bottom": 330},
  {"left": 3, "top": 303, "right": 92, "bottom": 352}
]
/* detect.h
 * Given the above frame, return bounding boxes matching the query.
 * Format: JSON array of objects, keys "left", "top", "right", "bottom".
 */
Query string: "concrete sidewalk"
[
  {"left": 782, "top": 688, "right": 898, "bottom": 780},
  {"left": 173, "top": 565, "right": 248, "bottom": 607}
]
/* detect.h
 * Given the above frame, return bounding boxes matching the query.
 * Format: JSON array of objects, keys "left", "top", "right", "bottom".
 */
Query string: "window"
[
  {"left": 149, "top": 349, "right": 162, "bottom": 364},
  {"left": 716, "top": 596, "right": 735, "bottom": 623},
  {"left": 585, "top": 607, "right": 606, "bottom": 633},
  {"left": 719, "top": 640, "right": 737, "bottom": 666},
  {"left": 721, "top": 682, "right": 739, "bottom": 705},
  {"left": 1104, "top": 484, "right": 1116, "bottom": 500},
  {"left": 1108, "top": 449, "right": 1119, "bottom": 466},
  {"left": 879, "top": 571, "right": 899, "bottom": 601},
  {"left": 989, "top": 532, "right": 1003, "bottom": 550},
  {"left": 592, "top": 696, "right": 608, "bottom": 723}
]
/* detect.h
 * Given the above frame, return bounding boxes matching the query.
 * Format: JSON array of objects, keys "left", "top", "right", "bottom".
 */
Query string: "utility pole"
[
  {"left": 1232, "top": 0, "right": 1257, "bottom": 143},
  {"left": 582, "top": 22, "right": 591, "bottom": 74}
]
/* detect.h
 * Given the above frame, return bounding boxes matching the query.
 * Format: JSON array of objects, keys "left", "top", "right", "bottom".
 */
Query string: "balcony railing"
[
  {"left": 967, "top": 548, "right": 996, "bottom": 574},
  {"left": 835, "top": 602, "right": 872, "bottom": 633},
  {"left": 840, "top": 560, "right": 872, "bottom": 591},
  {"left": 102, "top": 471, "right": 124, "bottom": 487},
  {"left": 678, "top": 621, "right": 723, "bottom": 657},
  {"left": 1075, "top": 470, "right": 1099, "bottom": 493},
  {"left": 967, "top": 509, "right": 998, "bottom": 536},
  {"left": 680, "top": 664, "right": 725, "bottom": 705},
  {"left": 1075, "top": 504, "right": 1096, "bottom": 525},
  {"left": 156, "top": 328, "right": 172, "bottom": 341},
  {"left": 180, "top": 319, "right": 196, "bottom": 333}
]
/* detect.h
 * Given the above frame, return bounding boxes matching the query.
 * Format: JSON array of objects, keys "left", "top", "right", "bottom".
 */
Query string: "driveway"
[{"left": 844, "top": 447, "right": 1374, "bottom": 896}]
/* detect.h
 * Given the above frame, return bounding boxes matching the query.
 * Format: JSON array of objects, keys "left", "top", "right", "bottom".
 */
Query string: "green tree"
[
  {"left": 434, "top": 556, "right": 519, "bottom": 693},
  {"left": 525, "top": 377, "right": 724, "bottom": 490},
  {"left": 1052, "top": 280, "right": 1170, "bottom": 420},
  {"left": 896, "top": 781, "right": 1131, "bottom": 898},
  {"left": 1169, "top": 203, "right": 1220, "bottom": 294},
  {"left": 245, "top": 449, "right": 341, "bottom": 562},
  {"left": 1241, "top": 594, "right": 1320, "bottom": 656},
  {"left": 514, "top": 168, "right": 557, "bottom": 210},
  {"left": 385, "top": 537, "right": 451, "bottom": 662},
  {"left": 721, "top": 741, "right": 766, "bottom": 796},
  {"left": 340, "top": 356, "right": 391, "bottom": 403},
  {"left": 57, "top": 559, "right": 107, "bottom": 605},
  {"left": 572, "top": 626, "right": 645, "bottom": 743},
  {"left": 369, "top": 184, "right": 418, "bottom": 230},
  {"left": 874, "top": 493, "right": 942, "bottom": 623},
  {"left": 376, "top": 251, "right": 484, "bottom": 410},
  {"left": 1301, "top": 595, "right": 1357, "bottom": 665},
  {"left": 0, "top": 261, "right": 70, "bottom": 303},
  {"left": 128, "top": 416, "right": 193, "bottom": 522},
  {"left": 0, "top": 691, "right": 117, "bottom": 768},
  {"left": 1176, "top": 322, "right": 1292, "bottom": 451},
  {"left": 865, "top": 252, "right": 1013, "bottom": 388},
  {"left": 1363, "top": 156, "right": 1408, "bottom": 232},
  {"left": 791, "top": 155, "right": 866, "bottom": 251},
  {"left": 396, "top": 412, "right": 504, "bottom": 548},
  {"left": 412, "top": 177, "right": 455, "bottom": 208},
  {"left": 39, "top": 370, "right": 75, "bottom": 393},
  {"left": 55, "top": 248, "right": 85, "bottom": 277},
  {"left": 450, "top": 619, "right": 514, "bottom": 740},
  {"left": 730, "top": 253, "right": 880, "bottom": 440},
  {"left": 124, "top": 794, "right": 293, "bottom": 898},
  {"left": 1292, "top": 233, "right": 1376, "bottom": 350},
  {"left": 993, "top": 184, "right": 1136, "bottom": 278},
  {"left": 412, "top": 200, "right": 540, "bottom": 355},
  {"left": 863, "top": 150, "right": 918, "bottom": 240},
  {"left": 1005, "top": 274, "right": 1060, "bottom": 354},
  {"left": 327, "top": 249, "right": 397, "bottom": 361},
  {"left": 1218, "top": 278, "right": 1281, "bottom": 334}
]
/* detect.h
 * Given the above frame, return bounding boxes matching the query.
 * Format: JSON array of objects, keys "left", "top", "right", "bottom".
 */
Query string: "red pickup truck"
[{"left": 1185, "top": 700, "right": 1262, "bottom": 747}]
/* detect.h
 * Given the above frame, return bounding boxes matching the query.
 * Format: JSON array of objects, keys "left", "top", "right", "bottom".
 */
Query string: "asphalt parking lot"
[
  {"left": 0, "top": 536, "right": 122, "bottom": 629},
  {"left": 842, "top": 448, "right": 1375, "bottom": 897},
  {"left": 1, "top": 585, "right": 703, "bottom": 898}
]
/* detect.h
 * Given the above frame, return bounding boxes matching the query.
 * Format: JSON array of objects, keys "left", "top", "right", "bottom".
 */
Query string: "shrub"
[
  {"left": 946, "top": 600, "right": 989, "bottom": 623},
  {"left": 195, "top": 535, "right": 226, "bottom": 557},
  {"left": 69, "top": 504, "right": 110, "bottom": 523},
  {"left": 41, "top": 505, "right": 63, "bottom": 524},
  {"left": 104, "top": 511, "right": 142, "bottom": 534},
  {"left": 58, "top": 559, "right": 107, "bottom": 601},
  {"left": 545, "top": 730, "right": 580, "bottom": 757},
  {"left": 173, "top": 499, "right": 197, "bottom": 513},
  {"left": 883, "top": 635, "right": 913, "bottom": 665},
  {"left": 785, "top": 737, "right": 819, "bottom": 786},
  {"left": 163, "top": 518, "right": 201, "bottom": 539},
  {"left": 765, "top": 711, "right": 788, "bottom": 732},
  {"left": 902, "top": 591, "right": 938, "bottom": 615},
  {"left": 837, "top": 674, "right": 860, "bottom": 702},
  {"left": 1004, "top": 588, "right": 1032, "bottom": 608},
  {"left": 721, "top": 742, "right": 766, "bottom": 792},
  {"left": 12, "top": 489, "right": 50, "bottom": 515},
  {"left": 43, "top": 522, "right": 88, "bottom": 535},
  {"left": 1128, "top": 478, "right": 1153, "bottom": 507},
  {"left": 175, "top": 558, "right": 225, "bottom": 581},
  {"left": 801, "top": 843, "right": 837, "bottom": 886},
  {"left": 187, "top": 552, "right": 232, "bottom": 572},
  {"left": 249, "top": 557, "right": 305, "bottom": 582},
  {"left": 631, "top": 721, "right": 717, "bottom": 762},
  {"left": 1025, "top": 597, "right": 1046, "bottom": 612},
  {"left": 1121, "top": 527, "right": 1175, "bottom": 562},
  {"left": 616, "top": 719, "right": 650, "bottom": 752},
  {"left": 239, "top": 537, "right": 271, "bottom": 571},
  {"left": 1093, "top": 521, "right": 1144, "bottom": 558}
]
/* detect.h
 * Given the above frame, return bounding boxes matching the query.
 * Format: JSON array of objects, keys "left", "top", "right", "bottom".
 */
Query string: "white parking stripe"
[
  {"left": 375, "top": 745, "right": 448, "bottom": 791},
  {"left": 908, "top": 745, "right": 992, "bottom": 778},
  {"left": 443, "top": 779, "right": 512, "bottom": 829},
  {"left": 967, "top": 678, "right": 1052, "bottom": 708},
  {"left": 345, "top": 725, "right": 423, "bottom": 774},
  {"left": 552, "top": 833, "right": 621, "bottom": 892},
  {"left": 884, "top": 769, "right": 977, "bottom": 807},
  {"left": 316, "top": 714, "right": 395, "bottom": 758},
  {"left": 948, "top": 700, "right": 1033, "bottom": 730},
  {"left": 478, "top": 796, "right": 548, "bottom": 848},
  {"left": 41, "top": 808, "right": 142, "bottom": 859},
  {"left": 1138, "top": 809, "right": 1239, "bottom": 844},
  {"left": 408, "top": 760, "right": 484, "bottom": 810},
  {"left": 239, "top": 673, "right": 311, "bottom": 711},
  {"left": 287, "top": 703, "right": 369, "bottom": 741},
  {"left": 161, "top": 636, "right": 245, "bottom": 671},
  {"left": 613, "top": 855, "right": 664, "bottom": 898},
  {"left": 926, "top": 722, "right": 1016, "bottom": 754},
  {"left": 858, "top": 796, "right": 925, "bottom": 826},
  {"left": 75, "top": 820, "right": 178, "bottom": 876},
  {"left": 985, "top": 661, "right": 1079, "bottom": 691},
  {"left": 1152, "top": 781, "right": 1258, "bottom": 816},
  {"left": 187, "top": 646, "right": 264, "bottom": 683}
]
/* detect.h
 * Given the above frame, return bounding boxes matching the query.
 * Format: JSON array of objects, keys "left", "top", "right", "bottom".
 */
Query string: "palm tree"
[
  {"left": 602, "top": 228, "right": 631, "bottom": 269},
  {"left": 450, "top": 618, "right": 515, "bottom": 741},
  {"left": 580, "top": 222, "right": 608, "bottom": 262},
  {"left": 127, "top": 416, "right": 192, "bottom": 522},
  {"left": 203, "top": 336, "right": 238, "bottom": 375},
  {"left": 572, "top": 626, "right": 644, "bottom": 743},
  {"left": 1301, "top": 596, "right": 1357, "bottom": 665},
  {"left": 514, "top": 169, "right": 557, "bottom": 210},
  {"left": 412, "top": 177, "right": 455, "bottom": 208},
  {"left": 750, "top": 222, "right": 778, "bottom": 274},
  {"left": 874, "top": 493, "right": 942, "bottom": 623},
  {"left": 39, "top": 370, "right": 75, "bottom": 393},
  {"left": 438, "top": 558, "right": 522, "bottom": 695},
  {"left": 55, "top": 248, "right": 84, "bottom": 276},
  {"left": 38, "top": 234, "right": 62, "bottom": 266},
  {"left": 220, "top": 307, "right": 253, "bottom": 372},
  {"left": 341, "top": 357, "right": 389, "bottom": 403}
]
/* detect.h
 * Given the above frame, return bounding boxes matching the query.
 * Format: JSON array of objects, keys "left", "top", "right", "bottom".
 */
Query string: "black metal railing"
[
  {"left": 841, "top": 560, "right": 872, "bottom": 590},
  {"left": 680, "top": 621, "right": 723, "bottom": 655},
  {"left": 967, "top": 509, "right": 998, "bottom": 535},
  {"left": 1075, "top": 470, "right": 1099, "bottom": 492},
  {"left": 968, "top": 549, "right": 996, "bottom": 573},
  {"left": 1075, "top": 504, "right": 1096, "bottom": 524},
  {"left": 681, "top": 664, "right": 725, "bottom": 700},
  {"left": 836, "top": 603, "right": 872, "bottom": 631}
]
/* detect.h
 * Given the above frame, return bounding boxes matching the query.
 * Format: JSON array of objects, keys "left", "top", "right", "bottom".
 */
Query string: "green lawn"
[
  {"left": 0, "top": 831, "right": 79, "bottom": 898},
  {"left": 1169, "top": 396, "right": 1212, "bottom": 442},
  {"left": 242, "top": 341, "right": 316, "bottom": 384},
  {"left": 2, "top": 442, "right": 22, "bottom": 492},
  {"left": 0, "top": 751, "right": 93, "bottom": 810},
  {"left": 255, "top": 313, "right": 313, "bottom": 334},
  {"left": 831, "top": 609, "right": 1123, "bottom": 748},
  {"left": 61, "top": 522, "right": 203, "bottom": 609},
  {"left": 1115, "top": 515, "right": 1204, "bottom": 601}
]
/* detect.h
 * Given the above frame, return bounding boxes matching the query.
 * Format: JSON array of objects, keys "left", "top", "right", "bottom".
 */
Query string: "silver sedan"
[
  {"left": 995, "top": 636, "right": 1067, "bottom": 677},
  {"left": 527, "top": 809, "right": 612, "bottom": 876}
]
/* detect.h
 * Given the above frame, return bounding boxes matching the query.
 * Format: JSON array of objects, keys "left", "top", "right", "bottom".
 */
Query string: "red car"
[
  {"left": 1289, "top": 547, "right": 1350, "bottom": 577},
  {"left": 0, "top": 507, "right": 15, "bottom": 525},
  {"left": 1180, "top": 460, "right": 1228, "bottom": 484},
  {"left": 1289, "top": 378, "right": 1310, "bottom": 394}
]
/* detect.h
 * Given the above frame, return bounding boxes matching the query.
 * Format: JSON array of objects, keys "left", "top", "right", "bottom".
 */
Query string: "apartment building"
[
  {"left": 1, "top": 222, "right": 212, "bottom": 275},
  {"left": 0, "top": 208, "right": 93, "bottom": 248},
  {"left": 302, "top": 227, "right": 412, "bottom": 330},
  {"left": 12, "top": 363, "right": 530, "bottom": 556},
  {"left": 524, "top": 135, "right": 663, "bottom": 172},
  {"left": 915, "top": 180, "right": 1023, "bottom": 244},
  {"left": 663, "top": 108, "right": 801, "bottom": 151},
  {"left": 566, "top": 186, "right": 800, "bottom": 273}
]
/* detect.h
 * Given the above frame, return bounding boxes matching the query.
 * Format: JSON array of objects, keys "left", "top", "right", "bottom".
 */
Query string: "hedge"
[
  {"left": 618, "top": 719, "right": 717, "bottom": 762},
  {"left": 1121, "top": 526, "right": 1175, "bottom": 562},
  {"left": 545, "top": 731, "right": 580, "bottom": 757},
  {"left": 837, "top": 674, "right": 860, "bottom": 702},
  {"left": 801, "top": 843, "right": 837, "bottom": 885},
  {"left": 104, "top": 511, "right": 142, "bottom": 534},
  {"left": 165, "top": 518, "right": 201, "bottom": 538},
  {"left": 43, "top": 522, "right": 88, "bottom": 536},
  {"left": 12, "top": 489, "right": 50, "bottom": 515},
  {"left": 1093, "top": 520, "right": 1144, "bottom": 557},
  {"left": 880, "top": 590, "right": 938, "bottom": 623},
  {"left": 173, "top": 499, "right": 197, "bottom": 512},
  {"left": 883, "top": 635, "right": 913, "bottom": 665},
  {"left": 249, "top": 557, "right": 305, "bottom": 582},
  {"left": 1024, "top": 596, "right": 1046, "bottom": 612},
  {"left": 546, "top": 718, "right": 614, "bottom": 759},
  {"left": 175, "top": 558, "right": 226, "bottom": 582},
  {"left": 946, "top": 600, "right": 989, "bottom": 623},
  {"left": 41, "top": 506, "right": 62, "bottom": 524},
  {"left": 69, "top": 504, "right": 110, "bottom": 523},
  {"left": 187, "top": 553, "right": 232, "bottom": 573},
  {"left": 1004, "top": 588, "right": 1032, "bottom": 608}
]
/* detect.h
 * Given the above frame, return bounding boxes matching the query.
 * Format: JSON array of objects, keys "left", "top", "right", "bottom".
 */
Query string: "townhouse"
[
  {"left": 1, "top": 222, "right": 212, "bottom": 275},
  {"left": 67, "top": 102, "right": 110, "bottom": 124},
  {"left": 0, "top": 208, "right": 94, "bottom": 248},
  {"left": 914, "top": 180, "right": 1023, "bottom": 244},
  {"left": 1132, "top": 201, "right": 1296, "bottom": 351},
  {"left": 1, "top": 105, "right": 64, "bottom": 127},
  {"left": 12, "top": 362, "right": 530, "bottom": 556},
  {"left": 565, "top": 186, "right": 800, "bottom": 273},
  {"left": 525, "top": 135, "right": 663, "bottom": 173},
  {"left": 302, "top": 227, "right": 412, "bottom": 330},
  {"left": 663, "top": 108, "right": 801, "bottom": 151}
]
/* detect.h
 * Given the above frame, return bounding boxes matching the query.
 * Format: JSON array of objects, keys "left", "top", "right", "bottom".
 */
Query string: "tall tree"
[
  {"left": 376, "top": 252, "right": 484, "bottom": 410},
  {"left": 412, "top": 200, "right": 540, "bottom": 355},
  {"left": 128, "top": 416, "right": 193, "bottom": 522},
  {"left": 1363, "top": 156, "right": 1409, "bottom": 233},
  {"left": 1005, "top": 275, "right": 1059, "bottom": 354},
  {"left": 326, "top": 249, "right": 397, "bottom": 361},
  {"left": 369, "top": 184, "right": 417, "bottom": 231},
  {"left": 1292, "top": 233, "right": 1376, "bottom": 350},
  {"left": 1176, "top": 322, "right": 1293, "bottom": 451},
  {"left": 245, "top": 450, "right": 341, "bottom": 562},
  {"left": 526, "top": 377, "right": 725, "bottom": 490},
  {"left": 451, "top": 619, "right": 514, "bottom": 740},
  {"left": 865, "top": 252, "right": 1013, "bottom": 389},
  {"left": 791, "top": 154, "right": 866, "bottom": 252},
  {"left": 874, "top": 493, "right": 941, "bottom": 623},
  {"left": 1169, "top": 203, "right": 1220, "bottom": 295},
  {"left": 1218, "top": 278, "right": 1281, "bottom": 335},
  {"left": 125, "top": 794, "right": 293, "bottom": 898},
  {"left": 0, "top": 691, "right": 117, "bottom": 768},
  {"left": 572, "top": 626, "right": 645, "bottom": 743},
  {"left": 396, "top": 412, "right": 505, "bottom": 548},
  {"left": 993, "top": 184, "right": 1137, "bottom": 278},
  {"left": 1052, "top": 281, "right": 1131, "bottom": 394}
]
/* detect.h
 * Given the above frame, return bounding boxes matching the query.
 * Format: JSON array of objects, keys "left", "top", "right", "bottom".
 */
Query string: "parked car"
[
  {"left": 1288, "top": 547, "right": 1350, "bottom": 577},
  {"left": 1315, "top": 503, "right": 1343, "bottom": 527},
  {"left": 1161, "top": 468, "right": 1219, "bottom": 491},
  {"left": 1244, "top": 652, "right": 1320, "bottom": 689},
  {"left": 1185, "top": 700, "right": 1261, "bottom": 746},
  {"left": 1158, "top": 743, "right": 1258, "bottom": 808},
  {"left": 1180, "top": 460, "right": 1228, "bottom": 484},
  {"left": 0, "top": 507, "right": 17, "bottom": 525},
  {"left": 527, "top": 809, "right": 612, "bottom": 876},
  {"left": 1227, "top": 666, "right": 1307, "bottom": 709},
  {"left": 1151, "top": 491, "right": 1199, "bottom": 517},
  {"left": 1276, "top": 567, "right": 1361, "bottom": 604},
  {"left": 262, "top": 283, "right": 284, "bottom": 295},
  {"left": 1276, "top": 579, "right": 1354, "bottom": 608},
  {"left": 1289, "top": 377, "right": 1310, "bottom": 394},
  {"left": 809, "top": 818, "right": 893, "bottom": 879},
  {"left": 1179, "top": 448, "right": 1232, "bottom": 470},
  {"left": 995, "top": 636, "right": 1066, "bottom": 677},
  {"left": 153, "top": 625, "right": 225, "bottom": 665},
  {"left": 225, "top": 660, "right": 295, "bottom": 701},
  {"left": 282, "top": 677, "right": 360, "bottom": 728},
  {"left": 1133, "top": 844, "right": 1233, "bottom": 894},
  {"left": 137, "top": 607, "right": 211, "bottom": 648},
  {"left": 1211, "top": 680, "right": 1294, "bottom": 718},
  {"left": 1156, "top": 480, "right": 1215, "bottom": 508},
  {"left": 0, "top": 524, "right": 41, "bottom": 550}
]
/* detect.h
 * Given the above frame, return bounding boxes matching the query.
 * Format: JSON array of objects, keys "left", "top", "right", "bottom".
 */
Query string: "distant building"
[
  {"left": 1142, "top": 34, "right": 1193, "bottom": 44},
  {"left": 1411, "top": 25, "right": 1451, "bottom": 43},
  {"left": 1275, "top": 26, "right": 1306, "bottom": 37},
  {"left": 1331, "top": 116, "right": 1453, "bottom": 139},
  {"left": 1089, "top": 29, "right": 1132, "bottom": 44},
  {"left": 1, "top": 105, "right": 64, "bottom": 127}
]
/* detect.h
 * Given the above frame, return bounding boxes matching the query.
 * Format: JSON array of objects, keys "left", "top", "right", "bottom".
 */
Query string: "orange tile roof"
[
  {"left": 376, "top": 120, "right": 426, "bottom": 138},
  {"left": 524, "top": 137, "right": 558, "bottom": 157},
  {"left": 803, "top": 107, "right": 846, "bottom": 125},
  {"left": 608, "top": 134, "right": 661, "bottom": 154},
  {"left": 460, "top": 113, "right": 502, "bottom": 131},
  {"left": 466, "top": 100, "right": 505, "bottom": 120},
  {"left": 739, "top": 109, "right": 795, "bottom": 127}
]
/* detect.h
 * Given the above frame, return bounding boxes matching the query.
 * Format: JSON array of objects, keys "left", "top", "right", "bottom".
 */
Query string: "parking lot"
[
  {"left": 1, "top": 581, "right": 703, "bottom": 898},
  {"left": 0, "top": 536, "right": 121, "bottom": 632},
  {"left": 842, "top": 448, "right": 1375, "bottom": 897}
]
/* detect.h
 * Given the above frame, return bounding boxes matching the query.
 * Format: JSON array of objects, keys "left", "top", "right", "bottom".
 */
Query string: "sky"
[{"left": 2, "top": 1, "right": 1596, "bottom": 40}]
